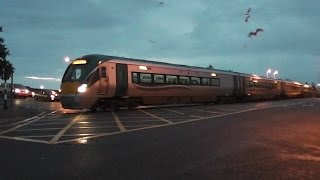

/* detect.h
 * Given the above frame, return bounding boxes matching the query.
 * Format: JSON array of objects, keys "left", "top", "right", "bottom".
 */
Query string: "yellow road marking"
[
  {"left": 112, "top": 111, "right": 126, "bottom": 132},
  {"left": 139, "top": 109, "right": 173, "bottom": 124},
  {"left": 49, "top": 112, "right": 83, "bottom": 144}
]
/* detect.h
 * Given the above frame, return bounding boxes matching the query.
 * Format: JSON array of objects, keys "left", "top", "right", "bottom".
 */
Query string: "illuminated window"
[
  {"left": 201, "top": 78, "right": 210, "bottom": 86},
  {"left": 166, "top": 75, "right": 178, "bottom": 84},
  {"left": 154, "top": 74, "right": 165, "bottom": 84},
  {"left": 140, "top": 73, "right": 152, "bottom": 83},
  {"left": 100, "top": 67, "right": 107, "bottom": 78},
  {"left": 210, "top": 78, "right": 220, "bottom": 86},
  {"left": 191, "top": 77, "right": 200, "bottom": 85},
  {"left": 179, "top": 76, "right": 189, "bottom": 85},
  {"left": 132, "top": 72, "right": 139, "bottom": 83}
]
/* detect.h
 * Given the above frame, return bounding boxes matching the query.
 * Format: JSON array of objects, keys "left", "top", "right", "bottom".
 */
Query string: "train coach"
[{"left": 60, "top": 54, "right": 311, "bottom": 111}]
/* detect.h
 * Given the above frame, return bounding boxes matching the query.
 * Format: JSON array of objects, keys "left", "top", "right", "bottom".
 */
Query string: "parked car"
[
  {"left": 34, "top": 89, "right": 60, "bottom": 102},
  {"left": 0, "top": 83, "right": 29, "bottom": 98}
]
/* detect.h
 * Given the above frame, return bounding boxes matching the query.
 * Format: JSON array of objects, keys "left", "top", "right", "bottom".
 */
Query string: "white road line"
[
  {"left": 56, "top": 107, "right": 263, "bottom": 144},
  {"left": 124, "top": 125, "right": 156, "bottom": 127},
  {"left": 120, "top": 120, "right": 167, "bottom": 123},
  {"left": 190, "top": 115, "right": 203, "bottom": 118},
  {"left": 0, "top": 112, "right": 46, "bottom": 128},
  {"left": 0, "top": 110, "right": 60, "bottom": 136},
  {"left": 139, "top": 109, "right": 173, "bottom": 124},
  {"left": 26, "top": 122, "right": 68, "bottom": 126},
  {"left": 191, "top": 109, "right": 223, "bottom": 114},
  {"left": 0, "top": 135, "right": 50, "bottom": 144},
  {"left": 49, "top": 112, "right": 84, "bottom": 144},
  {"left": 164, "top": 109, "right": 185, "bottom": 115},
  {"left": 112, "top": 111, "right": 126, "bottom": 132},
  {"left": 70, "top": 126, "right": 119, "bottom": 129},
  {"left": 17, "top": 135, "right": 55, "bottom": 138},
  {"left": 13, "top": 127, "right": 62, "bottom": 131}
]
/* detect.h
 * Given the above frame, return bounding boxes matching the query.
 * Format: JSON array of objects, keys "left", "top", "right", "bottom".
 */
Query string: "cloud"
[{"left": 0, "top": 0, "right": 319, "bottom": 89}]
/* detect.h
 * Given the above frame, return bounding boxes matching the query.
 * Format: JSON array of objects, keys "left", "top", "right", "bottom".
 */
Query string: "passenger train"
[{"left": 60, "top": 54, "right": 315, "bottom": 111}]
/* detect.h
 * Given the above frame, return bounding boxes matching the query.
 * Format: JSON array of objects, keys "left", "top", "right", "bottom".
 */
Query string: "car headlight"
[
  {"left": 77, "top": 84, "right": 87, "bottom": 93},
  {"left": 25, "top": 90, "right": 29, "bottom": 94},
  {"left": 14, "top": 89, "right": 21, "bottom": 93}
]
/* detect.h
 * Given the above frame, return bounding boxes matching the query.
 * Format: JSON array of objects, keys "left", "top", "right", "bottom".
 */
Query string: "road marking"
[
  {"left": 49, "top": 112, "right": 83, "bottom": 144},
  {"left": 0, "top": 135, "right": 50, "bottom": 144},
  {"left": 112, "top": 111, "right": 126, "bottom": 132},
  {"left": 70, "top": 126, "right": 119, "bottom": 129},
  {"left": 139, "top": 109, "right": 173, "bottom": 124},
  {"left": 120, "top": 120, "right": 166, "bottom": 123},
  {"left": 0, "top": 110, "right": 60, "bottom": 136},
  {"left": 13, "top": 127, "right": 62, "bottom": 131},
  {"left": 190, "top": 115, "right": 203, "bottom": 118},
  {"left": 191, "top": 109, "right": 223, "bottom": 114},
  {"left": 56, "top": 107, "right": 262, "bottom": 144},
  {"left": 164, "top": 109, "right": 185, "bottom": 115},
  {"left": 0, "top": 112, "right": 46, "bottom": 128}
]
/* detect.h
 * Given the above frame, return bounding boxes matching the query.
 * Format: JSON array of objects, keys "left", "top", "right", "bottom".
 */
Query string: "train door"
[
  {"left": 115, "top": 63, "right": 128, "bottom": 97},
  {"left": 98, "top": 66, "right": 108, "bottom": 94}
]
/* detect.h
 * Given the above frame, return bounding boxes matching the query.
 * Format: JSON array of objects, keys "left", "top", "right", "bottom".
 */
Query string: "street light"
[
  {"left": 266, "top": 69, "right": 272, "bottom": 78},
  {"left": 40, "top": 85, "right": 44, "bottom": 89},
  {"left": 64, "top": 57, "right": 70, "bottom": 63},
  {"left": 273, "top": 70, "right": 279, "bottom": 79}
]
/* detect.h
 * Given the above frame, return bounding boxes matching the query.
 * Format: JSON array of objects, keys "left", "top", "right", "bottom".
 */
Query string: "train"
[{"left": 60, "top": 54, "right": 317, "bottom": 111}]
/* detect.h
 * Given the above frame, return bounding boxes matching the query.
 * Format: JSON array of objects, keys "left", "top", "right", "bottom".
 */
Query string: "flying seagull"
[
  {"left": 148, "top": 40, "right": 157, "bottom": 44},
  {"left": 244, "top": 8, "right": 251, "bottom": 23},
  {"left": 246, "top": 8, "right": 251, "bottom": 16},
  {"left": 248, "top": 28, "right": 264, "bottom": 37}
]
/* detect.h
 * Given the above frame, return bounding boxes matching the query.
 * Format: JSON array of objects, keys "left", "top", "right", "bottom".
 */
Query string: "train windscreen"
[{"left": 62, "top": 60, "right": 98, "bottom": 83}]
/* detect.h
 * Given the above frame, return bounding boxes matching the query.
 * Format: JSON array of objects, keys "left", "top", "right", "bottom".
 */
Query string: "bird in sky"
[
  {"left": 248, "top": 28, "right": 264, "bottom": 37},
  {"left": 244, "top": 8, "right": 251, "bottom": 23},
  {"left": 246, "top": 8, "right": 251, "bottom": 16},
  {"left": 159, "top": 1, "right": 164, "bottom": 5},
  {"left": 148, "top": 40, "right": 157, "bottom": 44},
  {"left": 0, "top": 26, "right": 2, "bottom": 32}
]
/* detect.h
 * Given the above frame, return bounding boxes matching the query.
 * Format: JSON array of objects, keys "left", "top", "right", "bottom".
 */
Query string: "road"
[{"left": 0, "top": 98, "right": 320, "bottom": 179}]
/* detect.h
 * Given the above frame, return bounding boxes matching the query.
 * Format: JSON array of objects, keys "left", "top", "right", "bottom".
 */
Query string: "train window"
[
  {"left": 246, "top": 81, "right": 250, "bottom": 87},
  {"left": 201, "top": 78, "right": 210, "bottom": 86},
  {"left": 88, "top": 69, "right": 100, "bottom": 87},
  {"left": 100, "top": 67, "right": 107, "bottom": 78},
  {"left": 210, "top": 78, "right": 220, "bottom": 86},
  {"left": 166, "top": 75, "right": 178, "bottom": 84},
  {"left": 265, "top": 83, "right": 270, "bottom": 89},
  {"left": 140, "top": 73, "right": 152, "bottom": 83},
  {"left": 191, "top": 77, "right": 200, "bottom": 85},
  {"left": 258, "top": 82, "right": 263, "bottom": 88},
  {"left": 249, "top": 81, "right": 254, "bottom": 87},
  {"left": 132, "top": 72, "right": 139, "bottom": 83},
  {"left": 179, "top": 76, "right": 189, "bottom": 85},
  {"left": 154, "top": 74, "right": 165, "bottom": 84}
]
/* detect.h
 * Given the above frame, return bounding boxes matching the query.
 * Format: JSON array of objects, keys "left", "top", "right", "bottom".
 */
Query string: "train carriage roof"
[{"left": 77, "top": 54, "right": 239, "bottom": 75}]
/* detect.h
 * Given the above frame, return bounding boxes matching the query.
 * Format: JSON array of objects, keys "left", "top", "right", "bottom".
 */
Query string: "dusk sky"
[{"left": 1, "top": 0, "right": 319, "bottom": 89}]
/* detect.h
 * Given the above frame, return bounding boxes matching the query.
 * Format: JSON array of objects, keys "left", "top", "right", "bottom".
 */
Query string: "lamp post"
[
  {"left": 64, "top": 57, "right": 70, "bottom": 63},
  {"left": 0, "top": 57, "right": 8, "bottom": 109},
  {"left": 266, "top": 69, "right": 272, "bottom": 78},
  {"left": 273, "top": 70, "right": 279, "bottom": 79}
]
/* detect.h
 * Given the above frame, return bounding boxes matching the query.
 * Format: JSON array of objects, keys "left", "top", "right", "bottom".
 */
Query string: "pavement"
[{"left": 0, "top": 97, "right": 42, "bottom": 125}]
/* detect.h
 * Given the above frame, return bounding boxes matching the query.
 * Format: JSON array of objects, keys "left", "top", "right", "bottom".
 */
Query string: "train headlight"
[
  {"left": 77, "top": 84, "right": 87, "bottom": 93},
  {"left": 14, "top": 88, "right": 21, "bottom": 93}
]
